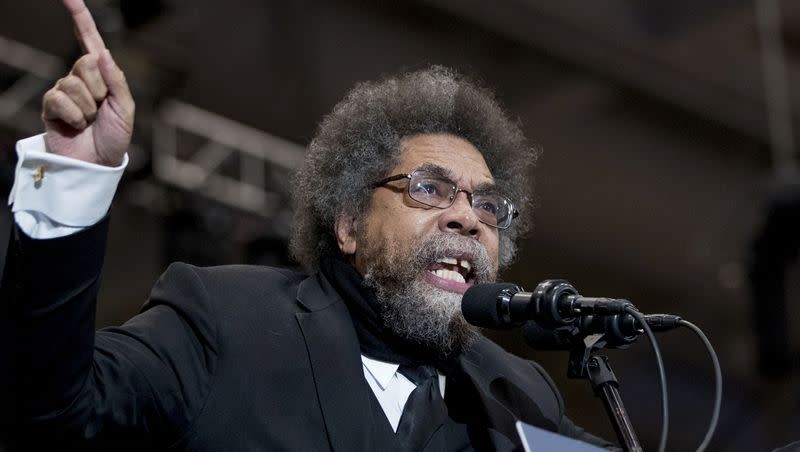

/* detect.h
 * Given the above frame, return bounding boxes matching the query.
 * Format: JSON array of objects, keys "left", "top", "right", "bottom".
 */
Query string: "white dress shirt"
[
  {"left": 360, "top": 355, "right": 447, "bottom": 431},
  {"left": 9, "top": 133, "right": 443, "bottom": 432},
  {"left": 9, "top": 134, "right": 127, "bottom": 239}
]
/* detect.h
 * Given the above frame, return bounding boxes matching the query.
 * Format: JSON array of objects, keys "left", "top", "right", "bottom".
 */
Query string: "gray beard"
[{"left": 361, "top": 232, "right": 497, "bottom": 359}]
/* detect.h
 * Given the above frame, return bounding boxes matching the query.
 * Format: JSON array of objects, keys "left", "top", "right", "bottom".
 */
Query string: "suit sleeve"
[{"left": 0, "top": 218, "right": 218, "bottom": 450}]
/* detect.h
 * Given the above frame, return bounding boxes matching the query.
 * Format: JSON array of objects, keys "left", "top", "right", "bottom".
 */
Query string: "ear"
[{"left": 334, "top": 215, "right": 358, "bottom": 256}]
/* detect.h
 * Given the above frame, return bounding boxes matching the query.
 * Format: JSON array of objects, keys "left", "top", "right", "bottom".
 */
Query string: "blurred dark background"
[{"left": 1, "top": 0, "right": 799, "bottom": 450}]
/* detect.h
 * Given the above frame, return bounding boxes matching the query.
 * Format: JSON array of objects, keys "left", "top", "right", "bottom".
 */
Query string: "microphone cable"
[
  {"left": 677, "top": 319, "right": 722, "bottom": 452},
  {"left": 462, "top": 281, "right": 722, "bottom": 451},
  {"left": 625, "top": 307, "right": 669, "bottom": 452},
  {"left": 636, "top": 315, "right": 722, "bottom": 452}
]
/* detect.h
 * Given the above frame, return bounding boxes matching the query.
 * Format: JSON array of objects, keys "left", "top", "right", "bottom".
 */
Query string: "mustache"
[{"left": 410, "top": 232, "right": 496, "bottom": 283}]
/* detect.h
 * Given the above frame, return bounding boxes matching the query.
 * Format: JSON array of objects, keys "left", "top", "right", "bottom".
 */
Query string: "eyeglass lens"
[{"left": 408, "top": 171, "right": 512, "bottom": 227}]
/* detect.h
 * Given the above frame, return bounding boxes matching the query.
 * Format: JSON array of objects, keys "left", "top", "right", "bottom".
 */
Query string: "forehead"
[{"left": 393, "top": 134, "right": 494, "bottom": 185}]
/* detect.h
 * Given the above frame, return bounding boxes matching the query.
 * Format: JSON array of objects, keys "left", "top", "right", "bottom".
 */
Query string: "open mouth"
[
  {"left": 424, "top": 255, "right": 476, "bottom": 293},
  {"left": 428, "top": 256, "right": 474, "bottom": 283}
]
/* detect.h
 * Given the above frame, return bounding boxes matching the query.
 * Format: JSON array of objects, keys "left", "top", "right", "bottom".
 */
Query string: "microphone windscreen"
[{"left": 461, "top": 282, "right": 519, "bottom": 328}]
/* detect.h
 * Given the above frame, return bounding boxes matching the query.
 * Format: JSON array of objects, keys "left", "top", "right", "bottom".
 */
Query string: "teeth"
[
  {"left": 435, "top": 256, "right": 473, "bottom": 278},
  {"left": 432, "top": 268, "right": 466, "bottom": 283}
]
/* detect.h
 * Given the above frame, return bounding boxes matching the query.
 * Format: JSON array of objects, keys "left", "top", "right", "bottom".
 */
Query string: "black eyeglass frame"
[{"left": 372, "top": 170, "right": 520, "bottom": 229}]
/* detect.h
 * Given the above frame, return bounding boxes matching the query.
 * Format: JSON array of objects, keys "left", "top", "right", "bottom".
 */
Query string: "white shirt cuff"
[{"left": 8, "top": 133, "right": 128, "bottom": 239}]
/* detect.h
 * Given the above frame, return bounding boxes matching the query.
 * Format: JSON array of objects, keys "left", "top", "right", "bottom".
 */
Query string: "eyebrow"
[
  {"left": 415, "top": 163, "right": 497, "bottom": 193},
  {"left": 416, "top": 163, "right": 452, "bottom": 179}
]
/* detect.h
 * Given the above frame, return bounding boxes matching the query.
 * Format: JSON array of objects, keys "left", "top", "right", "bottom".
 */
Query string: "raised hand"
[{"left": 42, "top": 0, "right": 134, "bottom": 167}]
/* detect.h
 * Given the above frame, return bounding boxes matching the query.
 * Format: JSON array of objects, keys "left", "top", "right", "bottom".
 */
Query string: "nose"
[{"left": 438, "top": 191, "right": 481, "bottom": 237}]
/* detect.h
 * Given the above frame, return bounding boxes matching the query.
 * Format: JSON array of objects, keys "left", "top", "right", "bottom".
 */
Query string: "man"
[{"left": 0, "top": 1, "right": 615, "bottom": 450}]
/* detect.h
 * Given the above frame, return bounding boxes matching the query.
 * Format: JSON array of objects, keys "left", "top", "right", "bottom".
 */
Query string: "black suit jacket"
[{"left": 0, "top": 218, "right": 612, "bottom": 451}]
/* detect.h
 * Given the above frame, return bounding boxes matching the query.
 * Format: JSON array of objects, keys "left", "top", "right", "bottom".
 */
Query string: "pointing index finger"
[{"left": 62, "top": 0, "right": 106, "bottom": 54}]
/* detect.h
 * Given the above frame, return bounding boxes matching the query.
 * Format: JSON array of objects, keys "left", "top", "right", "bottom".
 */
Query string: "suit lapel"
[
  {"left": 295, "top": 273, "right": 375, "bottom": 452},
  {"left": 449, "top": 337, "right": 558, "bottom": 450},
  {"left": 294, "top": 274, "right": 557, "bottom": 452}
]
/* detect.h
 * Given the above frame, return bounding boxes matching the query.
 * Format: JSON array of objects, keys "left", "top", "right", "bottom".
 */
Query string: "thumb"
[{"left": 98, "top": 49, "right": 134, "bottom": 122}]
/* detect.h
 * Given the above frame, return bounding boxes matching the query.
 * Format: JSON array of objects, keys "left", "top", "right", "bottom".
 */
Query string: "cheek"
[
  {"left": 408, "top": 214, "right": 436, "bottom": 234},
  {"left": 377, "top": 205, "right": 434, "bottom": 240},
  {"left": 362, "top": 205, "right": 415, "bottom": 252}
]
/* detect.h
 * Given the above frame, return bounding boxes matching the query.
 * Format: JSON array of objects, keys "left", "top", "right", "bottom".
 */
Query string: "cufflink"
[{"left": 33, "top": 165, "right": 45, "bottom": 187}]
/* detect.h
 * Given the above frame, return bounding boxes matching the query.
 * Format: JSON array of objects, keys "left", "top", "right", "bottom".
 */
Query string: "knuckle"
[
  {"left": 42, "top": 88, "right": 60, "bottom": 105},
  {"left": 73, "top": 54, "right": 97, "bottom": 74},
  {"left": 60, "top": 75, "right": 79, "bottom": 91}
]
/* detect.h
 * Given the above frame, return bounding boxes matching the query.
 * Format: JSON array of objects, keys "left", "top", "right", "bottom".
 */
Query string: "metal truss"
[
  {"left": 153, "top": 100, "right": 305, "bottom": 218},
  {"left": 0, "top": 36, "right": 64, "bottom": 134}
]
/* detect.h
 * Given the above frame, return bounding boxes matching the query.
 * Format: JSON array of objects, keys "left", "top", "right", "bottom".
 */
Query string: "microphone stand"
[{"left": 568, "top": 334, "right": 642, "bottom": 452}]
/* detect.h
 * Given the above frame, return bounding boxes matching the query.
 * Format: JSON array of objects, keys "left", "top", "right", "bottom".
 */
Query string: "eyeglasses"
[{"left": 372, "top": 169, "right": 519, "bottom": 229}]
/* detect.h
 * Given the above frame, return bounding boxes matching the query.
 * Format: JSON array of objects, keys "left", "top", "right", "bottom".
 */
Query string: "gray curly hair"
[{"left": 290, "top": 66, "right": 539, "bottom": 272}]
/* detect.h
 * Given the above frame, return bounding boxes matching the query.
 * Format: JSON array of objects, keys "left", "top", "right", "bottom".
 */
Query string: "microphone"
[
  {"left": 522, "top": 314, "right": 642, "bottom": 349},
  {"left": 460, "top": 280, "right": 683, "bottom": 349},
  {"left": 522, "top": 313, "right": 683, "bottom": 350},
  {"left": 461, "top": 280, "right": 634, "bottom": 329}
]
